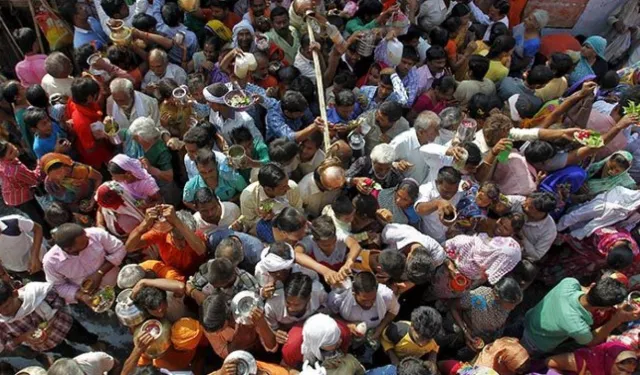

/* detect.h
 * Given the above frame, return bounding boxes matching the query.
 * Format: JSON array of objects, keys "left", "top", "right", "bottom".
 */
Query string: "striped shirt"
[{"left": 0, "top": 160, "right": 42, "bottom": 206}]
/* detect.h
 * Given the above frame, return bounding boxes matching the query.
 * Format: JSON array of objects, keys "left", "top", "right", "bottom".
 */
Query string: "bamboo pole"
[
  {"left": 305, "top": 14, "right": 331, "bottom": 154},
  {"left": 0, "top": 14, "right": 23, "bottom": 58},
  {"left": 27, "top": 0, "right": 46, "bottom": 53}
]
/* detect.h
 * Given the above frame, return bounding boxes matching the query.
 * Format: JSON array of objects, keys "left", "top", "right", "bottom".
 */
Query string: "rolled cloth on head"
[
  {"left": 260, "top": 243, "right": 296, "bottom": 272},
  {"left": 301, "top": 314, "right": 341, "bottom": 364},
  {"left": 171, "top": 318, "right": 203, "bottom": 351},
  {"left": 203, "top": 86, "right": 226, "bottom": 104}
]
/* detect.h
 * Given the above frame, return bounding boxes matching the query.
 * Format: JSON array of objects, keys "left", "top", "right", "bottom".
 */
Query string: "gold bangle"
[{"left": 97, "top": 269, "right": 105, "bottom": 276}]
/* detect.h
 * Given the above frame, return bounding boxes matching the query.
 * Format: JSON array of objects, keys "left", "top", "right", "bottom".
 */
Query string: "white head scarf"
[
  {"left": 299, "top": 361, "right": 327, "bottom": 375},
  {"left": 301, "top": 314, "right": 341, "bottom": 364},
  {"left": 232, "top": 20, "right": 256, "bottom": 51},
  {"left": 259, "top": 243, "right": 296, "bottom": 272}
]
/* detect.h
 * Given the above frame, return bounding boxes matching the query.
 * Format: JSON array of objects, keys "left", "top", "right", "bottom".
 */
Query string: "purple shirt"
[
  {"left": 42, "top": 228, "right": 127, "bottom": 303},
  {"left": 15, "top": 54, "right": 47, "bottom": 86}
]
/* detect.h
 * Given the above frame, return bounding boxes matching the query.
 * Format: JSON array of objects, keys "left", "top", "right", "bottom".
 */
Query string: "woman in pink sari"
[
  {"left": 546, "top": 342, "right": 637, "bottom": 375},
  {"left": 107, "top": 154, "right": 162, "bottom": 209},
  {"left": 541, "top": 227, "right": 640, "bottom": 287}
]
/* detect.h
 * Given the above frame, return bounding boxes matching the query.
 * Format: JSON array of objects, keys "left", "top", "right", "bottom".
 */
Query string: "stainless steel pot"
[
  {"left": 115, "top": 289, "right": 147, "bottom": 328},
  {"left": 134, "top": 319, "right": 172, "bottom": 358}
]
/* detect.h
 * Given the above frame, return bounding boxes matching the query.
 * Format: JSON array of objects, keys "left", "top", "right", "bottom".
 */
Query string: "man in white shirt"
[
  {"left": 0, "top": 214, "right": 46, "bottom": 274},
  {"left": 381, "top": 223, "right": 444, "bottom": 262},
  {"left": 203, "top": 83, "right": 264, "bottom": 145},
  {"left": 40, "top": 52, "right": 73, "bottom": 98},
  {"left": 468, "top": 0, "right": 510, "bottom": 41},
  {"left": 96, "top": 0, "right": 147, "bottom": 36},
  {"left": 192, "top": 186, "right": 241, "bottom": 236},
  {"left": 264, "top": 273, "right": 327, "bottom": 332},
  {"left": 418, "top": 0, "right": 448, "bottom": 31},
  {"left": 293, "top": 34, "right": 318, "bottom": 84},
  {"left": 327, "top": 272, "right": 399, "bottom": 340},
  {"left": 506, "top": 193, "right": 558, "bottom": 261},
  {"left": 389, "top": 111, "right": 441, "bottom": 184},
  {"left": 107, "top": 78, "right": 160, "bottom": 131},
  {"left": 142, "top": 49, "right": 187, "bottom": 91},
  {"left": 415, "top": 166, "right": 463, "bottom": 244},
  {"left": 298, "top": 160, "right": 346, "bottom": 218}
]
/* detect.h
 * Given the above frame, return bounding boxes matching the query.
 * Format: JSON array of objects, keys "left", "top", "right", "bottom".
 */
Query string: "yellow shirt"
[
  {"left": 381, "top": 321, "right": 439, "bottom": 359},
  {"left": 485, "top": 60, "right": 509, "bottom": 83},
  {"left": 535, "top": 77, "right": 568, "bottom": 103}
]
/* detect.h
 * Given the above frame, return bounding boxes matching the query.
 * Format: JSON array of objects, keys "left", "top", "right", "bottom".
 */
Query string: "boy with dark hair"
[
  {"left": 382, "top": 306, "right": 442, "bottom": 365},
  {"left": 536, "top": 52, "right": 573, "bottom": 102},
  {"left": 23, "top": 107, "right": 71, "bottom": 159}
]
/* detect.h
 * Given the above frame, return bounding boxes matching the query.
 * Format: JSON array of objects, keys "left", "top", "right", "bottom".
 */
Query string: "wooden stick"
[
  {"left": 0, "top": 15, "right": 23, "bottom": 58},
  {"left": 27, "top": 0, "right": 46, "bottom": 53},
  {"left": 305, "top": 17, "right": 331, "bottom": 154}
]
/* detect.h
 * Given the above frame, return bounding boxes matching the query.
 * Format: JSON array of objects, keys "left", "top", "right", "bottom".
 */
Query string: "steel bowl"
[
  {"left": 223, "top": 90, "right": 254, "bottom": 111},
  {"left": 134, "top": 319, "right": 172, "bottom": 358},
  {"left": 231, "top": 291, "right": 263, "bottom": 325}
]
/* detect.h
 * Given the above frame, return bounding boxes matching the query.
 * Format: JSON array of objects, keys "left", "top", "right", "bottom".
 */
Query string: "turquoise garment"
[
  {"left": 569, "top": 36, "right": 608, "bottom": 85},
  {"left": 183, "top": 168, "right": 247, "bottom": 202}
]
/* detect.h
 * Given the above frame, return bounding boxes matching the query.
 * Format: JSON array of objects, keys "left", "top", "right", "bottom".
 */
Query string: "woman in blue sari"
[
  {"left": 375, "top": 178, "right": 421, "bottom": 228},
  {"left": 569, "top": 36, "right": 609, "bottom": 86}
]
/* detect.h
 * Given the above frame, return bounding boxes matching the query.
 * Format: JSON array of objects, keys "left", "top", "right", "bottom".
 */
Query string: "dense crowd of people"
[{"left": 1, "top": 0, "right": 640, "bottom": 374}]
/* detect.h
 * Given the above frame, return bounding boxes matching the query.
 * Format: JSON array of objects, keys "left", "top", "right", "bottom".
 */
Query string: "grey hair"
[
  {"left": 129, "top": 117, "right": 161, "bottom": 142},
  {"left": 439, "top": 107, "right": 462, "bottom": 130},
  {"left": 47, "top": 359, "right": 84, "bottom": 375},
  {"left": 215, "top": 237, "right": 245, "bottom": 266},
  {"left": 110, "top": 78, "right": 134, "bottom": 96},
  {"left": 176, "top": 210, "right": 197, "bottom": 231},
  {"left": 44, "top": 52, "right": 71, "bottom": 77},
  {"left": 370, "top": 144, "right": 396, "bottom": 164},
  {"left": 414, "top": 110, "right": 441, "bottom": 132},
  {"left": 149, "top": 48, "right": 168, "bottom": 64}
]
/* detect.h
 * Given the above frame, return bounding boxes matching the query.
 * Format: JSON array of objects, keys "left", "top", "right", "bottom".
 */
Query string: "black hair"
[
  {"left": 451, "top": 3, "right": 471, "bottom": 17},
  {"left": 549, "top": 52, "right": 574, "bottom": 78},
  {"left": 442, "top": 16, "right": 462, "bottom": 35},
  {"left": 525, "top": 140, "right": 556, "bottom": 164},
  {"left": 270, "top": 6, "right": 288, "bottom": 20},
  {"left": 353, "top": 271, "right": 378, "bottom": 294},
  {"left": 74, "top": 43, "right": 96, "bottom": 71},
  {"left": 526, "top": 65, "right": 554, "bottom": 86},
  {"left": 268, "top": 138, "right": 299, "bottom": 164},
  {"left": 379, "top": 101, "right": 403, "bottom": 123},
  {"left": 269, "top": 241, "right": 293, "bottom": 260},
  {"left": 327, "top": 15, "right": 344, "bottom": 30},
  {"left": 206, "top": 258, "right": 235, "bottom": 285},
  {"left": 436, "top": 166, "right": 461, "bottom": 185},
  {"left": 468, "top": 93, "right": 501, "bottom": 120},
  {"left": 335, "top": 90, "right": 356, "bottom": 107},
  {"left": 132, "top": 366, "right": 163, "bottom": 375},
  {"left": 183, "top": 126, "right": 211, "bottom": 149},
  {"left": 157, "top": 78, "right": 179, "bottom": 101},
  {"left": 463, "top": 142, "right": 482, "bottom": 167},
  {"left": 310, "top": 215, "right": 336, "bottom": 240},
  {"left": 334, "top": 70, "right": 357, "bottom": 90},
  {"left": 428, "top": 27, "right": 449, "bottom": 48},
  {"left": 468, "top": 55, "right": 490, "bottom": 81},
  {"left": 161, "top": 2, "right": 183, "bottom": 27},
  {"left": 52, "top": 223, "right": 85, "bottom": 249},
  {"left": 510, "top": 259, "right": 538, "bottom": 286},
  {"left": 528, "top": 192, "right": 557, "bottom": 214},
  {"left": 380, "top": 71, "right": 393, "bottom": 86},
  {"left": 57, "top": 0, "right": 78, "bottom": 25},
  {"left": 402, "top": 46, "right": 420, "bottom": 62},
  {"left": 493, "top": 276, "right": 523, "bottom": 304},
  {"left": 355, "top": 0, "right": 383, "bottom": 21},
  {"left": 132, "top": 13, "right": 158, "bottom": 31},
  {"left": 607, "top": 244, "right": 635, "bottom": 270},
  {"left": 277, "top": 66, "right": 300, "bottom": 86},
  {"left": 398, "top": 25, "right": 423, "bottom": 45},
  {"left": 195, "top": 149, "right": 218, "bottom": 168},
  {"left": 194, "top": 186, "right": 219, "bottom": 205},
  {"left": 601, "top": 70, "right": 620, "bottom": 90},
  {"left": 406, "top": 246, "right": 436, "bottom": 284},
  {"left": 273, "top": 207, "right": 306, "bottom": 233},
  {"left": 0, "top": 142, "right": 8, "bottom": 159},
  {"left": 281, "top": 90, "right": 308, "bottom": 113},
  {"left": 396, "top": 179, "right": 420, "bottom": 201},
  {"left": 107, "top": 162, "right": 127, "bottom": 176},
  {"left": 101, "top": 0, "right": 126, "bottom": 17},
  {"left": 45, "top": 202, "right": 71, "bottom": 228},
  {"left": 586, "top": 277, "right": 628, "bottom": 307},
  {"left": 397, "top": 357, "right": 436, "bottom": 375},
  {"left": 505, "top": 212, "right": 525, "bottom": 232},
  {"left": 258, "top": 162, "right": 287, "bottom": 188},
  {"left": 71, "top": 77, "right": 100, "bottom": 105},
  {"left": 411, "top": 306, "right": 442, "bottom": 340},
  {"left": 305, "top": 131, "right": 323, "bottom": 149},
  {"left": 378, "top": 250, "right": 406, "bottom": 281},
  {"left": 23, "top": 107, "right": 48, "bottom": 129},
  {"left": 133, "top": 286, "right": 167, "bottom": 311},
  {"left": 289, "top": 76, "right": 315, "bottom": 104},
  {"left": 2, "top": 81, "right": 20, "bottom": 104},
  {"left": 331, "top": 194, "right": 355, "bottom": 216},
  {"left": 486, "top": 23, "right": 509, "bottom": 45},
  {"left": 284, "top": 272, "right": 313, "bottom": 298},
  {"left": 26, "top": 84, "right": 49, "bottom": 108},
  {"left": 487, "top": 35, "right": 516, "bottom": 59},
  {"left": 13, "top": 28, "right": 37, "bottom": 53},
  {"left": 353, "top": 194, "right": 379, "bottom": 220},
  {"left": 433, "top": 75, "right": 457, "bottom": 93},
  {"left": 300, "top": 33, "right": 311, "bottom": 50},
  {"left": 201, "top": 293, "right": 229, "bottom": 332},
  {"left": 231, "top": 126, "right": 253, "bottom": 144},
  {"left": 0, "top": 280, "right": 12, "bottom": 306},
  {"left": 492, "top": 0, "right": 510, "bottom": 15}
]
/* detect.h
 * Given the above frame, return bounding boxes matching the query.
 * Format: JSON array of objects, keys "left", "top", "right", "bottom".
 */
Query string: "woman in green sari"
[{"left": 586, "top": 151, "right": 636, "bottom": 195}]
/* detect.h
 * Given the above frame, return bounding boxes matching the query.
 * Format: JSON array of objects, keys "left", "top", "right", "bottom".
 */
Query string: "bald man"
[
  {"left": 142, "top": 48, "right": 187, "bottom": 91},
  {"left": 298, "top": 159, "right": 346, "bottom": 218}
]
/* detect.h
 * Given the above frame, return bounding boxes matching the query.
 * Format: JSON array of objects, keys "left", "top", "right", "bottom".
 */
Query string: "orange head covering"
[
  {"left": 171, "top": 318, "right": 203, "bottom": 351},
  {"left": 475, "top": 337, "right": 529, "bottom": 375},
  {"left": 39, "top": 153, "right": 74, "bottom": 174}
]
